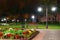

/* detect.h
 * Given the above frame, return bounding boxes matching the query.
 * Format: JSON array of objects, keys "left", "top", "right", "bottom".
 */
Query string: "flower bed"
[{"left": 0, "top": 28, "right": 39, "bottom": 40}]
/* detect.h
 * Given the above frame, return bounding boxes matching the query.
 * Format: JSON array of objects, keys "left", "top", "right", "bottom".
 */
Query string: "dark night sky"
[{"left": 0, "top": 0, "right": 58, "bottom": 17}]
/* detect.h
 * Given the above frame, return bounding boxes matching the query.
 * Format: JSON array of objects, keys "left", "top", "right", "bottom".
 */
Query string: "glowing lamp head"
[
  {"left": 51, "top": 7, "right": 57, "bottom": 12},
  {"left": 37, "top": 7, "right": 43, "bottom": 12},
  {"left": 31, "top": 15, "right": 35, "bottom": 19}
]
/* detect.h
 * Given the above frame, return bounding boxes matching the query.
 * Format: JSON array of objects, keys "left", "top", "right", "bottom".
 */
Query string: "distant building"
[
  {"left": 56, "top": 13, "right": 60, "bottom": 23},
  {"left": 39, "top": 13, "right": 60, "bottom": 23}
]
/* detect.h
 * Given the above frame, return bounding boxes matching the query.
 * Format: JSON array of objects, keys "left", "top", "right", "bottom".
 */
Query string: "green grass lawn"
[
  {"left": 0, "top": 23, "right": 60, "bottom": 30},
  {"left": 28, "top": 24, "right": 60, "bottom": 29}
]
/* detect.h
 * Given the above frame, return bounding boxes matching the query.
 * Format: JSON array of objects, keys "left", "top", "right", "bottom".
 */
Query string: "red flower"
[
  {"left": 15, "top": 35, "right": 20, "bottom": 39},
  {"left": 0, "top": 32, "right": 3, "bottom": 37},
  {"left": 6, "top": 34, "right": 13, "bottom": 37},
  {"left": 23, "top": 32, "right": 27, "bottom": 35}
]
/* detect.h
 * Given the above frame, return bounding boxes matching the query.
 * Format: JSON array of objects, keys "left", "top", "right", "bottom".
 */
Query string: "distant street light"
[
  {"left": 25, "top": 19, "right": 27, "bottom": 22},
  {"left": 31, "top": 15, "right": 35, "bottom": 19},
  {"left": 17, "top": 20, "right": 19, "bottom": 22},
  {"left": 4, "top": 18, "right": 6, "bottom": 21},
  {"left": 37, "top": 7, "right": 43, "bottom": 12},
  {"left": 12, "top": 19, "right": 15, "bottom": 22},
  {"left": 1, "top": 18, "right": 7, "bottom": 23},
  {"left": 1, "top": 18, "right": 6, "bottom": 21},
  {"left": 31, "top": 15, "right": 36, "bottom": 24},
  {"left": 1, "top": 19, "right": 4, "bottom": 22}
]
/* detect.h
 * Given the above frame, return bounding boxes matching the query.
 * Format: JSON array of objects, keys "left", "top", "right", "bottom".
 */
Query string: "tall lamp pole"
[{"left": 46, "top": 7, "right": 48, "bottom": 29}]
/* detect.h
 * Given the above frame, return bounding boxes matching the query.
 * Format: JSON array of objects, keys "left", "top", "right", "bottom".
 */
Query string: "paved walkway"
[{"left": 32, "top": 29, "right": 60, "bottom": 40}]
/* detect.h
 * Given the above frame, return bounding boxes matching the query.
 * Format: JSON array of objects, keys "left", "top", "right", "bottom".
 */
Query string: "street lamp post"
[
  {"left": 31, "top": 15, "right": 38, "bottom": 29},
  {"left": 24, "top": 19, "right": 27, "bottom": 28},
  {"left": 37, "top": 6, "right": 57, "bottom": 29},
  {"left": 31, "top": 15, "right": 35, "bottom": 23},
  {"left": 46, "top": 7, "right": 48, "bottom": 29}
]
